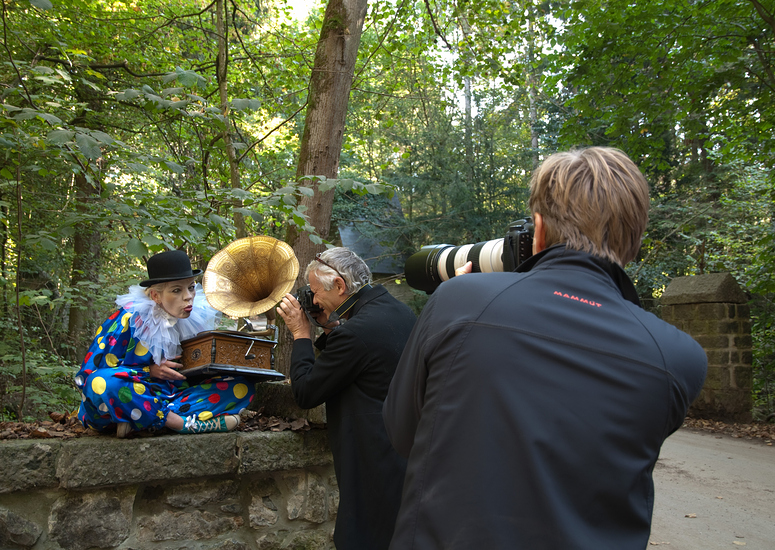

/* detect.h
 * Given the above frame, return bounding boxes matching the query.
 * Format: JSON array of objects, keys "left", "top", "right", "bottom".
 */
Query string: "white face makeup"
[{"left": 152, "top": 277, "right": 197, "bottom": 318}]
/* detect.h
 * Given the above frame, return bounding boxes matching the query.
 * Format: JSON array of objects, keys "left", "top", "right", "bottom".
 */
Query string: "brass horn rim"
[{"left": 203, "top": 236, "right": 299, "bottom": 318}]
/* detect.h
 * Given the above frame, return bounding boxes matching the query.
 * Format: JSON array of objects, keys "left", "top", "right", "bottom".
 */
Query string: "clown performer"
[{"left": 75, "top": 250, "right": 255, "bottom": 437}]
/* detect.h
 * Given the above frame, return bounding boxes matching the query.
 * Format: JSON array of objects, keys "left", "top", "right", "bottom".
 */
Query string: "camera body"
[
  {"left": 295, "top": 285, "right": 324, "bottom": 316},
  {"left": 404, "top": 218, "right": 535, "bottom": 294}
]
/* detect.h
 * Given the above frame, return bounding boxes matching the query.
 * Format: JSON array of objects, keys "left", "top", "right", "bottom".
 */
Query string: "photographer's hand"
[
  {"left": 276, "top": 293, "right": 312, "bottom": 340},
  {"left": 455, "top": 261, "right": 473, "bottom": 277}
]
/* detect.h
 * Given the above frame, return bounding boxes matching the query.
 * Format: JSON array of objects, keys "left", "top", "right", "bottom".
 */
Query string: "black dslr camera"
[
  {"left": 295, "top": 285, "right": 324, "bottom": 316},
  {"left": 404, "top": 218, "right": 535, "bottom": 294}
]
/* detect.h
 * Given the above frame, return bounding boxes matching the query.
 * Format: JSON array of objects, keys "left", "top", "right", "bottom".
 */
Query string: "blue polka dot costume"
[{"left": 75, "top": 284, "right": 255, "bottom": 433}]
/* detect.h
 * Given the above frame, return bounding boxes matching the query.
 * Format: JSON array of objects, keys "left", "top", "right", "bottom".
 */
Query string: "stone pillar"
[{"left": 660, "top": 273, "right": 752, "bottom": 422}]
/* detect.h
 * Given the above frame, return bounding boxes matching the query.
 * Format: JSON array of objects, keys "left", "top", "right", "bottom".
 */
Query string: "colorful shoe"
[
  {"left": 176, "top": 414, "right": 240, "bottom": 434},
  {"left": 116, "top": 423, "right": 134, "bottom": 438}
]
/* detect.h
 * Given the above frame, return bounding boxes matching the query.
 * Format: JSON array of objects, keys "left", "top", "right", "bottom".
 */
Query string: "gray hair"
[{"left": 304, "top": 247, "right": 372, "bottom": 295}]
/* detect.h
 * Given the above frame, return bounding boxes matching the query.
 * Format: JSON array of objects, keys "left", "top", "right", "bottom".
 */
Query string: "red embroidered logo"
[{"left": 553, "top": 291, "right": 602, "bottom": 308}]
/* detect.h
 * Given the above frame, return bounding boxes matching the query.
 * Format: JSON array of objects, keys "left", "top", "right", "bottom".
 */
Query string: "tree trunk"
[
  {"left": 278, "top": 0, "right": 369, "bottom": 374},
  {"left": 216, "top": 0, "right": 247, "bottom": 239},
  {"left": 67, "top": 172, "right": 102, "bottom": 362}
]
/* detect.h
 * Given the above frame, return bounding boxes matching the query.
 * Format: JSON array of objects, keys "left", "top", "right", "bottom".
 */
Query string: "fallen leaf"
[{"left": 290, "top": 418, "right": 310, "bottom": 431}]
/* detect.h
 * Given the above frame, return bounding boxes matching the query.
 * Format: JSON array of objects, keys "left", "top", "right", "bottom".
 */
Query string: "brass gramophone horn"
[{"left": 203, "top": 236, "right": 299, "bottom": 318}]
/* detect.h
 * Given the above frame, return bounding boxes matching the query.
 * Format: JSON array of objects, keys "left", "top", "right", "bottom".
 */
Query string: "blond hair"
[
  {"left": 528, "top": 147, "right": 650, "bottom": 266},
  {"left": 144, "top": 281, "right": 168, "bottom": 298}
]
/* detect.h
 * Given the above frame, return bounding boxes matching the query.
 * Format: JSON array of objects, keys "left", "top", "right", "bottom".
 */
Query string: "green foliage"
[
  {"left": 0, "top": 317, "right": 80, "bottom": 421},
  {"left": 545, "top": 0, "right": 775, "bottom": 415},
  {"left": 0, "top": 0, "right": 324, "bottom": 420},
  {"left": 0, "top": 0, "right": 773, "bottom": 421}
]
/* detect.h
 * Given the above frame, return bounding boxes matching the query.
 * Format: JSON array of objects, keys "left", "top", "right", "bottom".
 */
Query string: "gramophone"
[{"left": 178, "top": 236, "right": 298, "bottom": 382}]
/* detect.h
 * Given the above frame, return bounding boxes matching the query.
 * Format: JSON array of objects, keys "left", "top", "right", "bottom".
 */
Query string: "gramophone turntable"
[{"left": 179, "top": 235, "right": 298, "bottom": 382}]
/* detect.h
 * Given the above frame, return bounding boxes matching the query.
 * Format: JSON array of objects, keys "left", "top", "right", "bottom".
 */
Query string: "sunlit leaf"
[{"left": 29, "top": 0, "right": 53, "bottom": 9}]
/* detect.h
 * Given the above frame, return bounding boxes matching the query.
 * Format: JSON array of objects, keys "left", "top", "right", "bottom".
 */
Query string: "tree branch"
[
  {"left": 750, "top": 0, "right": 775, "bottom": 36},
  {"left": 423, "top": 0, "right": 452, "bottom": 50}
]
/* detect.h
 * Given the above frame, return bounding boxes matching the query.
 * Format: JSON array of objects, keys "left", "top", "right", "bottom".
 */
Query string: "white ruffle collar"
[{"left": 115, "top": 284, "right": 220, "bottom": 366}]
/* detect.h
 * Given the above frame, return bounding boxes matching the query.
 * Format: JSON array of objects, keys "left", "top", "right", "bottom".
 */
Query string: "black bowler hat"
[{"left": 139, "top": 250, "right": 203, "bottom": 287}]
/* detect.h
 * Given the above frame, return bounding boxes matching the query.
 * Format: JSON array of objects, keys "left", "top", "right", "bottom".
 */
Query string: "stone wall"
[
  {"left": 0, "top": 429, "right": 337, "bottom": 550},
  {"left": 661, "top": 273, "right": 752, "bottom": 422}
]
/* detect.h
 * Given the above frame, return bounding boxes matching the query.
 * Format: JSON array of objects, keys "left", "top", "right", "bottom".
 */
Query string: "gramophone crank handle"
[{"left": 245, "top": 340, "right": 256, "bottom": 360}]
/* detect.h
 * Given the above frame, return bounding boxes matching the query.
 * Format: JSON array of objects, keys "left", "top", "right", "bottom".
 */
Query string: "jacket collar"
[
  {"left": 349, "top": 284, "right": 385, "bottom": 317},
  {"left": 517, "top": 244, "right": 642, "bottom": 308}
]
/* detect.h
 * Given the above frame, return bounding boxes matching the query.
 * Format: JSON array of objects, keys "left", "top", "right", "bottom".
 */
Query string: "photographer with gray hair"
[{"left": 277, "top": 247, "right": 416, "bottom": 550}]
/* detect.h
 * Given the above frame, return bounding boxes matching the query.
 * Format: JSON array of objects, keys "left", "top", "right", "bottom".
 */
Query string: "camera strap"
[{"left": 329, "top": 284, "right": 372, "bottom": 324}]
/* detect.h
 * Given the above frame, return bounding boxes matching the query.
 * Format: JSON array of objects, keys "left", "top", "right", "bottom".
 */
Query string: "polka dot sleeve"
[{"left": 73, "top": 308, "right": 151, "bottom": 389}]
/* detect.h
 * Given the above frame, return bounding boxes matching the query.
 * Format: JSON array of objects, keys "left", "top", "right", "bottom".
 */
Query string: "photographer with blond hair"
[{"left": 383, "top": 147, "right": 707, "bottom": 549}]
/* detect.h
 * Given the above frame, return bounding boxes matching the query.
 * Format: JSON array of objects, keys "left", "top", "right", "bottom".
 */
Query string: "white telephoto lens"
[
  {"left": 479, "top": 239, "right": 504, "bottom": 272},
  {"left": 436, "top": 246, "right": 454, "bottom": 281},
  {"left": 452, "top": 244, "right": 474, "bottom": 277}
]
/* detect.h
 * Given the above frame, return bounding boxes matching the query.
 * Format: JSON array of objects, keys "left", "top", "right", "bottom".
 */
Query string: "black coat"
[
  {"left": 291, "top": 284, "right": 416, "bottom": 550},
  {"left": 383, "top": 245, "right": 707, "bottom": 550}
]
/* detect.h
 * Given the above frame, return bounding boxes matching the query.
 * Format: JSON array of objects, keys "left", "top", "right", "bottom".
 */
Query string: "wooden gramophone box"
[{"left": 180, "top": 330, "right": 285, "bottom": 382}]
